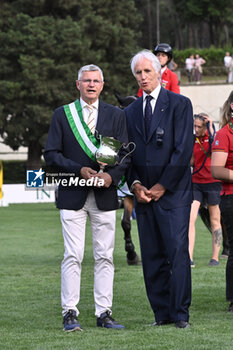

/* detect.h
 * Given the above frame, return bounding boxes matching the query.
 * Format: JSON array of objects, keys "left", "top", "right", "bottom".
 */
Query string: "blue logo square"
[{"left": 26, "top": 169, "right": 45, "bottom": 188}]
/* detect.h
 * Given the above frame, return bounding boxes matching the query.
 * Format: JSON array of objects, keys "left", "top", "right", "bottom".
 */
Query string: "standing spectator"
[
  {"left": 168, "top": 58, "right": 181, "bottom": 84},
  {"left": 44, "top": 64, "right": 129, "bottom": 331},
  {"left": 168, "top": 58, "right": 178, "bottom": 71},
  {"left": 137, "top": 43, "right": 180, "bottom": 96},
  {"left": 228, "top": 55, "right": 233, "bottom": 83},
  {"left": 194, "top": 54, "right": 206, "bottom": 84},
  {"left": 189, "top": 113, "right": 222, "bottom": 268},
  {"left": 185, "top": 54, "right": 195, "bottom": 82},
  {"left": 211, "top": 90, "right": 233, "bottom": 313},
  {"left": 224, "top": 52, "right": 232, "bottom": 82},
  {"left": 126, "top": 49, "right": 193, "bottom": 328}
]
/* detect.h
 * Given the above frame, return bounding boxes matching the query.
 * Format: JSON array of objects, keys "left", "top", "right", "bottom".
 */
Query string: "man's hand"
[
  {"left": 93, "top": 172, "right": 112, "bottom": 188},
  {"left": 148, "top": 183, "right": 166, "bottom": 201},
  {"left": 203, "top": 115, "right": 214, "bottom": 136},
  {"left": 133, "top": 183, "right": 152, "bottom": 203},
  {"left": 80, "top": 167, "right": 97, "bottom": 180}
]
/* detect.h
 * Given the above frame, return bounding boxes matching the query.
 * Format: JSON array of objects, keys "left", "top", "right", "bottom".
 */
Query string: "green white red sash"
[{"left": 63, "top": 99, "right": 100, "bottom": 161}]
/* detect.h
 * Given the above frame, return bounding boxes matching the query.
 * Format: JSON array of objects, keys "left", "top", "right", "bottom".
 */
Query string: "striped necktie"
[{"left": 86, "top": 105, "right": 95, "bottom": 134}]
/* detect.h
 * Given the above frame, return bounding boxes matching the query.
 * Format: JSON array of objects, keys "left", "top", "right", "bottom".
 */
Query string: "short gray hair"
[
  {"left": 130, "top": 50, "right": 161, "bottom": 76},
  {"left": 78, "top": 64, "right": 104, "bottom": 81}
]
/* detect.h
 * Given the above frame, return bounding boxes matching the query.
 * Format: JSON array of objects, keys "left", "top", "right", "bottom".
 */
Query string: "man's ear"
[{"left": 76, "top": 80, "right": 80, "bottom": 91}]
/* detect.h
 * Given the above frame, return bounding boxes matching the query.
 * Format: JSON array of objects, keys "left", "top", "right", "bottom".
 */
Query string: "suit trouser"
[
  {"left": 60, "top": 190, "right": 116, "bottom": 317},
  {"left": 135, "top": 201, "right": 192, "bottom": 322}
]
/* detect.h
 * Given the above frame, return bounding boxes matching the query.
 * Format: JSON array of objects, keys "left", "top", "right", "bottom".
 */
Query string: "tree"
[
  {"left": 0, "top": 0, "right": 141, "bottom": 168},
  {"left": 170, "top": 0, "right": 233, "bottom": 48},
  {"left": 135, "top": 0, "right": 233, "bottom": 49}
]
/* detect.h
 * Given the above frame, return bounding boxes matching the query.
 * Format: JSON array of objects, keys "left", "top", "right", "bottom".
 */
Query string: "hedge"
[{"left": 173, "top": 46, "right": 233, "bottom": 67}]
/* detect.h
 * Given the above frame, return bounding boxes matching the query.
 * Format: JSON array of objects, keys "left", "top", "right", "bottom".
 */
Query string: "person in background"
[
  {"left": 189, "top": 113, "right": 222, "bottom": 267},
  {"left": 185, "top": 54, "right": 195, "bottom": 82},
  {"left": 168, "top": 58, "right": 181, "bottom": 84},
  {"left": 168, "top": 58, "right": 178, "bottom": 72},
  {"left": 224, "top": 52, "right": 232, "bottom": 83},
  {"left": 228, "top": 55, "right": 233, "bottom": 84},
  {"left": 194, "top": 53, "right": 206, "bottom": 84},
  {"left": 126, "top": 49, "right": 193, "bottom": 328},
  {"left": 211, "top": 91, "right": 233, "bottom": 313},
  {"left": 44, "top": 64, "right": 129, "bottom": 331},
  {"left": 137, "top": 43, "right": 180, "bottom": 97}
]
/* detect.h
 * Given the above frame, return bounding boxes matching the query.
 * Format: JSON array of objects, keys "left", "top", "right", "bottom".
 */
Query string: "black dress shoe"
[
  {"left": 153, "top": 320, "right": 173, "bottom": 326},
  {"left": 228, "top": 302, "right": 233, "bottom": 312},
  {"left": 175, "top": 320, "right": 190, "bottom": 328}
]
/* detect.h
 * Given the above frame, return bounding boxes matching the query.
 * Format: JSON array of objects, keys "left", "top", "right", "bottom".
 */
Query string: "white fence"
[
  {"left": 1, "top": 184, "right": 55, "bottom": 206},
  {"left": 180, "top": 84, "right": 232, "bottom": 128}
]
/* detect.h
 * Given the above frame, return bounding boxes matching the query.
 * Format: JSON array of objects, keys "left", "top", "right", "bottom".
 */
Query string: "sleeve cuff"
[{"left": 130, "top": 180, "right": 141, "bottom": 193}]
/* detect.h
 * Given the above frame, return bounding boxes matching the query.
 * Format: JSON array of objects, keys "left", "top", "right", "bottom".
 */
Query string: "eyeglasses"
[{"left": 79, "top": 79, "right": 102, "bottom": 85}]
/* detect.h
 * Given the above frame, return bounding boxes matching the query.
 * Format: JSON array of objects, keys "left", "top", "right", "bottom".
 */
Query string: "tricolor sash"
[{"left": 64, "top": 99, "right": 100, "bottom": 161}]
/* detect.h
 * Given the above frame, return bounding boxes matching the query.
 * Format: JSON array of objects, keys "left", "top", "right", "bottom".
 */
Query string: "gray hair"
[
  {"left": 130, "top": 50, "right": 161, "bottom": 76},
  {"left": 78, "top": 64, "right": 104, "bottom": 81}
]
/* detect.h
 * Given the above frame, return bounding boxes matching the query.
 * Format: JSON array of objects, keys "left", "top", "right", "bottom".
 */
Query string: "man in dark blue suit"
[
  {"left": 125, "top": 50, "right": 193, "bottom": 328},
  {"left": 44, "top": 64, "right": 128, "bottom": 331}
]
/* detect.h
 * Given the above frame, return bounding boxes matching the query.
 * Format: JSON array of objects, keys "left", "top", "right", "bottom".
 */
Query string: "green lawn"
[{"left": 0, "top": 203, "right": 232, "bottom": 350}]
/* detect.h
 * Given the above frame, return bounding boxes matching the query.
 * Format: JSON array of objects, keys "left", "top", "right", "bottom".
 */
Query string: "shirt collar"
[
  {"left": 142, "top": 84, "right": 161, "bottom": 102},
  {"left": 80, "top": 97, "right": 99, "bottom": 110}
]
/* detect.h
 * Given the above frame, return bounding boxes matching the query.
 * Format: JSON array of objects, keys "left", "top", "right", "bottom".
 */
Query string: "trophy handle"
[
  {"left": 95, "top": 130, "right": 101, "bottom": 142},
  {"left": 119, "top": 142, "right": 136, "bottom": 164}
]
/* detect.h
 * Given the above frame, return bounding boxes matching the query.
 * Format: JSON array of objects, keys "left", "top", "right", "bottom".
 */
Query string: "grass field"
[{"left": 0, "top": 203, "right": 232, "bottom": 350}]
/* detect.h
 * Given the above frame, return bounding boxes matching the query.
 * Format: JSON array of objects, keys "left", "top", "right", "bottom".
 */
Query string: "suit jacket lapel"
[
  {"left": 95, "top": 100, "right": 107, "bottom": 139},
  {"left": 147, "top": 88, "right": 169, "bottom": 142}
]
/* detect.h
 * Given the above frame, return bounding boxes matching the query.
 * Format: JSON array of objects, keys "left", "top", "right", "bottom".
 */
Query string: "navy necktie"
[{"left": 144, "top": 95, "right": 153, "bottom": 138}]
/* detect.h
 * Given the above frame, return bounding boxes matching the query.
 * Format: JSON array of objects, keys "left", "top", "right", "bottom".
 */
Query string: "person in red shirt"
[
  {"left": 211, "top": 91, "right": 233, "bottom": 313},
  {"left": 189, "top": 113, "right": 222, "bottom": 267},
  {"left": 137, "top": 43, "right": 180, "bottom": 97}
]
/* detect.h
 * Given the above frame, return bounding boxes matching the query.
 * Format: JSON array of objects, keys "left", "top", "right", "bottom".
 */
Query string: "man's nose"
[{"left": 141, "top": 71, "right": 146, "bottom": 80}]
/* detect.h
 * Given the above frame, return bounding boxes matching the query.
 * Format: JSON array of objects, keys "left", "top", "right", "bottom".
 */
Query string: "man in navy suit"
[
  {"left": 44, "top": 64, "right": 128, "bottom": 331},
  {"left": 125, "top": 50, "right": 193, "bottom": 328}
]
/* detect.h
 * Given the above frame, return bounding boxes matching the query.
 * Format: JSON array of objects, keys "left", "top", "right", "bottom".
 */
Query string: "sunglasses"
[{"left": 194, "top": 114, "right": 205, "bottom": 121}]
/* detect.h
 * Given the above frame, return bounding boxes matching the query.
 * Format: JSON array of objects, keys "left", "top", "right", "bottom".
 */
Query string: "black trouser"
[{"left": 220, "top": 194, "right": 233, "bottom": 301}]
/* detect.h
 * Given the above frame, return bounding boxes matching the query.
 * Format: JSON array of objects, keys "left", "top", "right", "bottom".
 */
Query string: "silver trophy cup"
[{"left": 95, "top": 136, "right": 135, "bottom": 173}]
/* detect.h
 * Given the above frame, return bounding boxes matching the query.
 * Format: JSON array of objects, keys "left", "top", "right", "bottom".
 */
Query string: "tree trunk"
[
  {"left": 187, "top": 23, "right": 193, "bottom": 48},
  {"left": 27, "top": 140, "right": 43, "bottom": 170},
  {"left": 201, "top": 21, "right": 210, "bottom": 48},
  {"left": 156, "top": 0, "right": 160, "bottom": 45},
  {"left": 194, "top": 24, "right": 199, "bottom": 48},
  {"left": 224, "top": 24, "right": 230, "bottom": 46},
  {"left": 209, "top": 19, "right": 216, "bottom": 46},
  {"left": 146, "top": 0, "right": 153, "bottom": 49}
]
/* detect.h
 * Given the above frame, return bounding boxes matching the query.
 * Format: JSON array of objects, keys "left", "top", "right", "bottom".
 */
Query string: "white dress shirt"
[
  {"left": 142, "top": 85, "right": 161, "bottom": 115},
  {"left": 80, "top": 97, "right": 99, "bottom": 127}
]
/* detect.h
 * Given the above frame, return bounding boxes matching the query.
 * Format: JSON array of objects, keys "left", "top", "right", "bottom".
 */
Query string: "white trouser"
[{"left": 60, "top": 190, "right": 116, "bottom": 317}]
